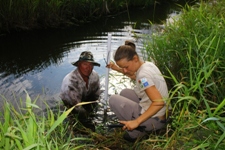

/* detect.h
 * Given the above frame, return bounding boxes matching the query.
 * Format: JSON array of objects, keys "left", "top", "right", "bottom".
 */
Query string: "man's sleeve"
[
  {"left": 94, "top": 79, "right": 101, "bottom": 100},
  {"left": 60, "top": 76, "right": 81, "bottom": 107}
]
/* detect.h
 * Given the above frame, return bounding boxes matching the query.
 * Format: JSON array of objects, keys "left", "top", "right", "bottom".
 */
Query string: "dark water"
[{"left": 0, "top": 2, "right": 183, "bottom": 113}]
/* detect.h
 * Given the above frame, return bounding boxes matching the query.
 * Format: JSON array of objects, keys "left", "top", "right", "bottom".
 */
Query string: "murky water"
[{"left": 0, "top": 2, "right": 183, "bottom": 116}]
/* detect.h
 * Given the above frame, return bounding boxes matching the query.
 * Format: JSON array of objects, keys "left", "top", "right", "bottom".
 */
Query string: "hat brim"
[{"left": 71, "top": 60, "right": 100, "bottom": 67}]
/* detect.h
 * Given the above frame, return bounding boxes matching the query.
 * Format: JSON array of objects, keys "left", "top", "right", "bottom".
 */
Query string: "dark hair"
[{"left": 114, "top": 40, "right": 137, "bottom": 61}]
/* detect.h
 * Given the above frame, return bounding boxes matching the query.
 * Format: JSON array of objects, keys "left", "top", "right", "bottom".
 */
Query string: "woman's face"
[
  {"left": 78, "top": 61, "right": 94, "bottom": 77},
  {"left": 116, "top": 57, "right": 137, "bottom": 75}
]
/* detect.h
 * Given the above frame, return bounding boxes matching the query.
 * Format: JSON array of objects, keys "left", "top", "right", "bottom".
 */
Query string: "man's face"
[{"left": 78, "top": 61, "right": 94, "bottom": 77}]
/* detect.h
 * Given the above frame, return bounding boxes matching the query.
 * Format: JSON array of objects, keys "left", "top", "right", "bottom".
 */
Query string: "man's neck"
[
  {"left": 78, "top": 70, "right": 89, "bottom": 88},
  {"left": 81, "top": 74, "right": 89, "bottom": 81}
]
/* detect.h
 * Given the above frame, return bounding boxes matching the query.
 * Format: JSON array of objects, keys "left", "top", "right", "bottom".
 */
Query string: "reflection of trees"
[
  {"left": 0, "top": 3, "right": 175, "bottom": 78},
  {"left": 0, "top": 21, "right": 108, "bottom": 78},
  {"left": 0, "top": 30, "right": 77, "bottom": 78}
]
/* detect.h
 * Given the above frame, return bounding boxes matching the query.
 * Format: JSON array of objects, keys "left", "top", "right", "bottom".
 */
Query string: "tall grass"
[
  {"left": 0, "top": 93, "right": 134, "bottom": 149},
  {"left": 0, "top": 0, "right": 155, "bottom": 33},
  {"left": 1, "top": 0, "right": 225, "bottom": 149},
  {"left": 141, "top": 0, "right": 225, "bottom": 149},
  {"left": 0, "top": 93, "right": 95, "bottom": 149}
]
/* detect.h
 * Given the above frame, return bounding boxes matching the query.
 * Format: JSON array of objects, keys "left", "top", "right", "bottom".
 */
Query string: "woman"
[{"left": 107, "top": 40, "right": 170, "bottom": 142}]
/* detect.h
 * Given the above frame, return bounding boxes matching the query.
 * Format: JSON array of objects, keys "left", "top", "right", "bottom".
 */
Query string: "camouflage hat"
[{"left": 71, "top": 51, "right": 100, "bottom": 67}]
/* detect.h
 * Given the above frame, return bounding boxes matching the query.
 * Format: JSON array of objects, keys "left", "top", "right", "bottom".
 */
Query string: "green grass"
[
  {"left": 0, "top": 93, "right": 94, "bottom": 149},
  {"left": 141, "top": 0, "right": 225, "bottom": 149},
  {"left": 0, "top": 0, "right": 155, "bottom": 34},
  {"left": 0, "top": 93, "right": 136, "bottom": 149},
  {"left": 1, "top": 0, "right": 225, "bottom": 149}
]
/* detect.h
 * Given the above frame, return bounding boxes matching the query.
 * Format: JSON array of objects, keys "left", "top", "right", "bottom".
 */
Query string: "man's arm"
[{"left": 60, "top": 73, "right": 81, "bottom": 108}]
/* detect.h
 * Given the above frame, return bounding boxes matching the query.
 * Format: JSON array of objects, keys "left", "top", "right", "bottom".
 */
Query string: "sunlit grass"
[
  {"left": 0, "top": 92, "right": 135, "bottom": 149},
  {"left": 0, "top": 93, "right": 96, "bottom": 149}
]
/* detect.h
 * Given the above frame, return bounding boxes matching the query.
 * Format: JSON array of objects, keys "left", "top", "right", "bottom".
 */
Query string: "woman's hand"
[
  {"left": 106, "top": 61, "right": 118, "bottom": 71},
  {"left": 119, "top": 120, "right": 139, "bottom": 131}
]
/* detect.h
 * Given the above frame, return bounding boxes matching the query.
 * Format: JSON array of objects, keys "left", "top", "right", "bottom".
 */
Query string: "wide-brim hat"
[{"left": 71, "top": 51, "right": 100, "bottom": 67}]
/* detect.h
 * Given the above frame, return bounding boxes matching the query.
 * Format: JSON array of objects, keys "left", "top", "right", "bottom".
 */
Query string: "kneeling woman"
[{"left": 107, "top": 40, "right": 171, "bottom": 142}]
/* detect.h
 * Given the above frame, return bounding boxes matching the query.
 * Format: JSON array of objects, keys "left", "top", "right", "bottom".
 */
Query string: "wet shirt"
[
  {"left": 134, "top": 61, "right": 169, "bottom": 117},
  {"left": 59, "top": 69, "right": 100, "bottom": 107}
]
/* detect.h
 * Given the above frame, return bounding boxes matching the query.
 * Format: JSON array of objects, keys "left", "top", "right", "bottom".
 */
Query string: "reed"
[
  {"left": 0, "top": 93, "right": 95, "bottom": 149},
  {"left": 1, "top": 0, "right": 225, "bottom": 149},
  {"left": 0, "top": 0, "right": 155, "bottom": 33},
  {"left": 141, "top": 0, "right": 225, "bottom": 149},
  {"left": 0, "top": 92, "right": 134, "bottom": 149}
]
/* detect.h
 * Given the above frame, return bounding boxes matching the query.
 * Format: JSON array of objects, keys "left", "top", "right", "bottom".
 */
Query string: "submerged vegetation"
[{"left": 1, "top": 0, "right": 225, "bottom": 149}]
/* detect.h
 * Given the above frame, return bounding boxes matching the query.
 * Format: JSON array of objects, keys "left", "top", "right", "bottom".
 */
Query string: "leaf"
[
  {"left": 46, "top": 106, "right": 75, "bottom": 137},
  {"left": 23, "top": 144, "right": 39, "bottom": 150},
  {"left": 45, "top": 100, "right": 98, "bottom": 137},
  {"left": 201, "top": 117, "right": 220, "bottom": 124},
  {"left": 75, "top": 100, "right": 98, "bottom": 107},
  {"left": 213, "top": 98, "right": 225, "bottom": 116},
  {"left": 215, "top": 131, "right": 225, "bottom": 149}
]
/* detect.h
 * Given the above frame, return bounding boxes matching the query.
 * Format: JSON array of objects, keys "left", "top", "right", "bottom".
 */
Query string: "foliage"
[
  {"left": 1, "top": 0, "right": 225, "bottom": 149},
  {"left": 142, "top": 0, "right": 225, "bottom": 149},
  {"left": 0, "top": 93, "right": 93, "bottom": 149},
  {"left": 0, "top": 93, "right": 133, "bottom": 149},
  {"left": 0, "top": 0, "right": 156, "bottom": 34}
]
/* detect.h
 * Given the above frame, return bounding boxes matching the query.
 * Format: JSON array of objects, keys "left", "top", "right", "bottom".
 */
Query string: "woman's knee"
[
  {"left": 109, "top": 95, "right": 120, "bottom": 107},
  {"left": 119, "top": 88, "right": 139, "bottom": 102},
  {"left": 120, "top": 88, "right": 132, "bottom": 97}
]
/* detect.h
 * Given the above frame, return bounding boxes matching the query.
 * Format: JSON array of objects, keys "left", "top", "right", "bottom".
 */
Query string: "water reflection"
[{"left": 0, "top": 2, "right": 183, "bottom": 112}]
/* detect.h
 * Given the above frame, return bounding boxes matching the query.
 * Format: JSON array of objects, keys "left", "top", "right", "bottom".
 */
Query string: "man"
[{"left": 60, "top": 51, "right": 101, "bottom": 121}]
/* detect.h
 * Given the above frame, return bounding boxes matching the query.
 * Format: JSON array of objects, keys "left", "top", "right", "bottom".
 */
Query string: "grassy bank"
[
  {"left": 0, "top": 0, "right": 159, "bottom": 34},
  {"left": 0, "top": 93, "right": 134, "bottom": 149},
  {"left": 142, "top": 0, "right": 225, "bottom": 149},
  {"left": 1, "top": 0, "right": 225, "bottom": 149}
]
